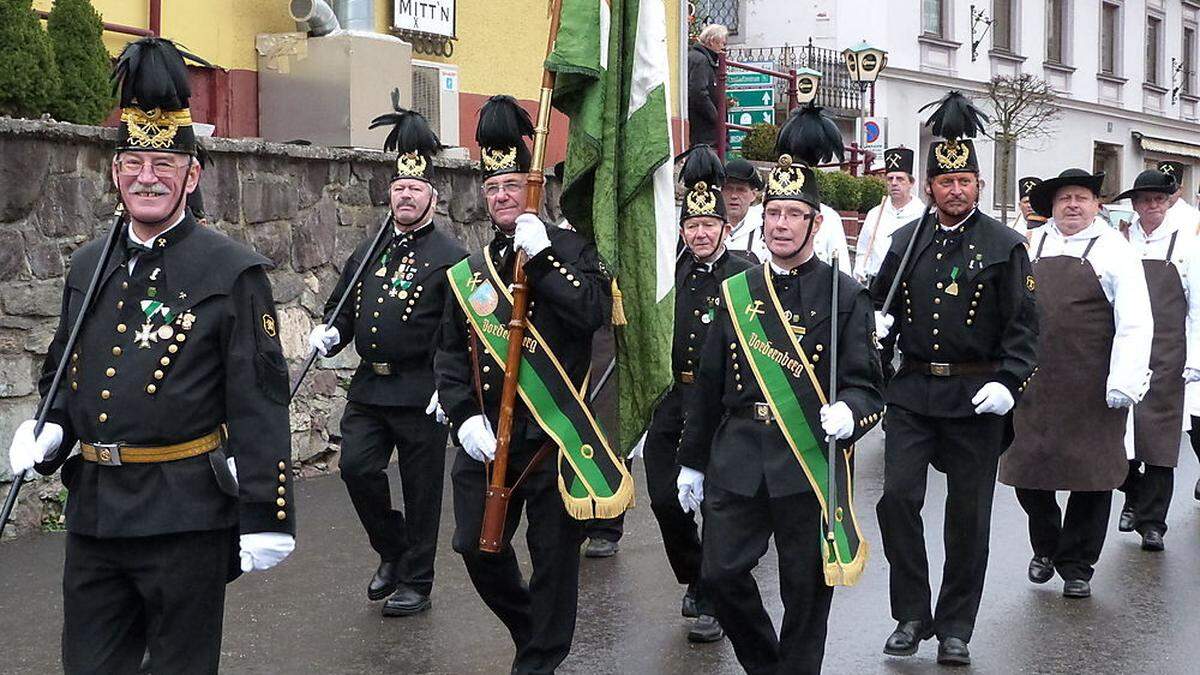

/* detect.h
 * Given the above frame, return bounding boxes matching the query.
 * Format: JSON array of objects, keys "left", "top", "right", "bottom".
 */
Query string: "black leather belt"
[
  {"left": 731, "top": 402, "right": 775, "bottom": 424},
  {"left": 369, "top": 362, "right": 396, "bottom": 376},
  {"left": 902, "top": 358, "right": 1000, "bottom": 377}
]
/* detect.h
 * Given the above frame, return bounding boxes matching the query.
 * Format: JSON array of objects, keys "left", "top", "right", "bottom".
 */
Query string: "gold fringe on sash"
[
  {"left": 556, "top": 450, "right": 636, "bottom": 521},
  {"left": 822, "top": 538, "right": 869, "bottom": 587},
  {"left": 610, "top": 278, "right": 627, "bottom": 326}
]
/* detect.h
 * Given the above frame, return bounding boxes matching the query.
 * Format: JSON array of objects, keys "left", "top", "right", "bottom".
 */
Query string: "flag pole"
[{"left": 478, "top": 0, "right": 565, "bottom": 554}]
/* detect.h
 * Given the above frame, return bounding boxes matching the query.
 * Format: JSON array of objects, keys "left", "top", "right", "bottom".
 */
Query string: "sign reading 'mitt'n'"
[{"left": 393, "top": 0, "right": 456, "bottom": 38}]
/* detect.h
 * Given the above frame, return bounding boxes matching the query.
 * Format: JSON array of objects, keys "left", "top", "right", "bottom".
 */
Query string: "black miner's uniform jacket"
[
  {"left": 324, "top": 222, "right": 468, "bottom": 407},
  {"left": 436, "top": 229, "right": 611, "bottom": 445},
  {"left": 869, "top": 210, "right": 1038, "bottom": 418},
  {"left": 678, "top": 257, "right": 885, "bottom": 497},
  {"left": 34, "top": 214, "right": 295, "bottom": 539}
]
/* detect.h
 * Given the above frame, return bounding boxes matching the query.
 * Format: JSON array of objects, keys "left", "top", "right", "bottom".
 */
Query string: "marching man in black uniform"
[
  {"left": 642, "top": 145, "right": 750, "bottom": 644},
  {"left": 307, "top": 107, "right": 466, "bottom": 615},
  {"left": 6, "top": 38, "right": 295, "bottom": 673},
  {"left": 435, "top": 95, "right": 630, "bottom": 675},
  {"left": 871, "top": 92, "right": 1037, "bottom": 666},
  {"left": 678, "top": 105, "right": 884, "bottom": 674},
  {"left": 1000, "top": 169, "right": 1152, "bottom": 597}
]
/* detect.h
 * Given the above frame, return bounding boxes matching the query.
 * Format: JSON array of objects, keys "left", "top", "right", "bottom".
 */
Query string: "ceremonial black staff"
[
  {"left": 0, "top": 205, "right": 125, "bottom": 538},
  {"left": 289, "top": 211, "right": 392, "bottom": 400},
  {"left": 826, "top": 248, "right": 840, "bottom": 547}
]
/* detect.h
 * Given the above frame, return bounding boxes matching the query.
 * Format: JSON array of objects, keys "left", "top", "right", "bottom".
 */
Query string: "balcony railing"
[{"left": 727, "top": 39, "right": 863, "bottom": 113}]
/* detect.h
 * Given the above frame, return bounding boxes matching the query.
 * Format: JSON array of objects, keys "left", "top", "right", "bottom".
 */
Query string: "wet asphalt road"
[{"left": 3, "top": 427, "right": 1199, "bottom": 674}]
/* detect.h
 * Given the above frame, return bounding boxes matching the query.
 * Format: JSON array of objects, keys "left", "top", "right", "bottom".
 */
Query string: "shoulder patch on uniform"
[
  {"left": 1025, "top": 275, "right": 1036, "bottom": 293},
  {"left": 262, "top": 313, "right": 278, "bottom": 338}
]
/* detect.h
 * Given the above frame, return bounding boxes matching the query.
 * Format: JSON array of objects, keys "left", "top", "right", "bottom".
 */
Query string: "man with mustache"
[
  {"left": 307, "top": 107, "right": 466, "bottom": 616},
  {"left": 678, "top": 105, "right": 884, "bottom": 674},
  {"left": 870, "top": 92, "right": 1038, "bottom": 665},
  {"left": 642, "top": 145, "right": 750, "bottom": 644},
  {"left": 6, "top": 38, "right": 294, "bottom": 673},
  {"left": 1000, "top": 169, "right": 1152, "bottom": 597}
]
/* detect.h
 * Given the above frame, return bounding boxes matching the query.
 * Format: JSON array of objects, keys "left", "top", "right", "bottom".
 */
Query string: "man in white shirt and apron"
[
  {"left": 1000, "top": 169, "right": 1154, "bottom": 599},
  {"left": 1158, "top": 160, "right": 1200, "bottom": 236},
  {"left": 1112, "top": 169, "right": 1200, "bottom": 551},
  {"left": 853, "top": 147, "right": 926, "bottom": 287},
  {"left": 721, "top": 157, "right": 766, "bottom": 261}
]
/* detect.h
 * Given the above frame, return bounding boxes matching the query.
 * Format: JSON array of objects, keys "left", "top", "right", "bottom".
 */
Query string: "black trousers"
[
  {"left": 876, "top": 407, "right": 1005, "bottom": 642},
  {"left": 1119, "top": 460, "right": 1174, "bottom": 535},
  {"left": 1191, "top": 416, "right": 1200, "bottom": 464},
  {"left": 339, "top": 401, "right": 449, "bottom": 595},
  {"left": 583, "top": 512, "right": 625, "bottom": 542},
  {"left": 62, "top": 529, "right": 232, "bottom": 675},
  {"left": 641, "top": 390, "right": 712, "bottom": 611},
  {"left": 451, "top": 442, "right": 585, "bottom": 675},
  {"left": 701, "top": 483, "right": 833, "bottom": 675},
  {"left": 1014, "top": 489, "right": 1112, "bottom": 581}
]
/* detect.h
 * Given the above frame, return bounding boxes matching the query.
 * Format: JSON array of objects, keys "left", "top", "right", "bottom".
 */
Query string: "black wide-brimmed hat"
[
  {"left": 724, "top": 157, "right": 764, "bottom": 190},
  {"left": 1114, "top": 169, "right": 1178, "bottom": 202},
  {"left": 1018, "top": 176, "right": 1042, "bottom": 199},
  {"left": 919, "top": 91, "right": 988, "bottom": 177},
  {"left": 369, "top": 91, "right": 442, "bottom": 183},
  {"left": 1029, "top": 168, "right": 1105, "bottom": 217},
  {"left": 763, "top": 104, "right": 842, "bottom": 208},
  {"left": 678, "top": 145, "right": 726, "bottom": 222},
  {"left": 475, "top": 95, "right": 533, "bottom": 179},
  {"left": 883, "top": 147, "right": 914, "bottom": 175},
  {"left": 112, "top": 38, "right": 210, "bottom": 156}
]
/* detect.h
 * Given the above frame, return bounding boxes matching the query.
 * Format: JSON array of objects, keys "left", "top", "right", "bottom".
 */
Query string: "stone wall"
[{"left": 0, "top": 117, "right": 561, "bottom": 538}]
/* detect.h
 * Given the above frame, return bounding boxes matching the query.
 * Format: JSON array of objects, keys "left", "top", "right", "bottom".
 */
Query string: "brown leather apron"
[
  {"left": 1132, "top": 231, "right": 1186, "bottom": 467},
  {"left": 1000, "top": 235, "right": 1129, "bottom": 491}
]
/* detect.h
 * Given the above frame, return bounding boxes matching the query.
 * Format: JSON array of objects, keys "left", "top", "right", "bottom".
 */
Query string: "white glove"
[
  {"left": 239, "top": 532, "right": 295, "bottom": 573},
  {"left": 8, "top": 420, "right": 63, "bottom": 476},
  {"left": 676, "top": 466, "right": 705, "bottom": 514},
  {"left": 457, "top": 414, "right": 497, "bottom": 463},
  {"left": 513, "top": 213, "right": 552, "bottom": 258},
  {"left": 425, "top": 391, "right": 448, "bottom": 424},
  {"left": 307, "top": 324, "right": 340, "bottom": 357},
  {"left": 874, "top": 311, "right": 894, "bottom": 341},
  {"left": 1105, "top": 389, "right": 1135, "bottom": 409},
  {"left": 971, "top": 382, "right": 1015, "bottom": 416},
  {"left": 820, "top": 402, "right": 855, "bottom": 440},
  {"left": 1184, "top": 367, "right": 1200, "bottom": 384}
]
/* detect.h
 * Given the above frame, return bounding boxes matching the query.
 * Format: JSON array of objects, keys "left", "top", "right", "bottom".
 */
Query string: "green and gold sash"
[
  {"left": 447, "top": 251, "right": 633, "bottom": 520},
  {"left": 722, "top": 265, "right": 868, "bottom": 587}
]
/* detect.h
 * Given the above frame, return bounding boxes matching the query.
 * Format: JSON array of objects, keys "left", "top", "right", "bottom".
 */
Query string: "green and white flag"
[{"left": 547, "top": 0, "right": 677, "bottom": 452}]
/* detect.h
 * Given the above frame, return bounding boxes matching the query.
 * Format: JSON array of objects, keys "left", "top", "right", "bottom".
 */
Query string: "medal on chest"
[
  {"left": 387, "top": 254, "right": 417, "bottom": 299},
  {"left": 945, "top": 266, "right": 960, "bottom": 296},
  {"left": 135, "top": 300, "right": 178, "bottom": 348}
]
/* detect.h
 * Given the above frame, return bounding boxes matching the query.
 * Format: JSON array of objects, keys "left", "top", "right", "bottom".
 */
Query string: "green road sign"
[
  {"left": 728, "top": 109, "right": 774, "bottom": 126},
  {"left": 728, "top": 70, "right": 771, "bottom": 88},
  {"left": 728, "top": 88, "right": 774, "bottom": 108},
  {"left": 728, "top": 128, "right": 747, "bottom": 151}
]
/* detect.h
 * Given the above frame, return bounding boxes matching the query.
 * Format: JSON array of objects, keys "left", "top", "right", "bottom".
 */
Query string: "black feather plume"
[
  {"left": 677, "top": 144, "right": 725, "bottom": 189},
  {"left": 918, "top": 91, "right": 989, "bottom": 141},
  {"left": 112, "top": 37, "right": 210, "bottom": 110},
  {"left": 775, "top": 104, "right": 844, "bottom": 167},
  {"left": 475, "top": 95, "right": 534, "bottom": 148},
  {"left": 369, "top": 109, "right": 441, "bottom": 156}
]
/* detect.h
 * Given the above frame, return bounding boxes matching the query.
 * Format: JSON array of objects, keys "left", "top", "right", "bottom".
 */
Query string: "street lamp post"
[
  {"left": 795, "top": 67, "right": 823, "bottom": 106},
  {"left": 841, "top": 40, "right": 889, "bottom": 174}
]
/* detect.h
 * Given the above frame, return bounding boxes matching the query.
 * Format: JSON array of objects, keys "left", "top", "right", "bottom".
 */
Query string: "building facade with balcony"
[{"left": 700, "top": 0, "right": 1200, "bottom": 215}]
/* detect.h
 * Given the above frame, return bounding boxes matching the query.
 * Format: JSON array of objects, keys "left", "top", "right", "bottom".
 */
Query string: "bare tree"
[{"left": 980, "top": 74, "right": 1061, "bottom": 226}]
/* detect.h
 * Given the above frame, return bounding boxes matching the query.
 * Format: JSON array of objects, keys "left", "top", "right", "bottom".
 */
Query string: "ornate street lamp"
[{"left": 795, "top": 67, "right": 823, "bottom": 105}]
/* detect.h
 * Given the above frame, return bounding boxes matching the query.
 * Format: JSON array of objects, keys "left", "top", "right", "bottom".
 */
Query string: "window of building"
[
  {"left": 1093, "top": 142, "right": 1122, "bottom": 199},
  {"left": 694, "top": 0, "right": 739, "bottom": 35},
  {"left": 993, "top": 0, "right": 1014, "bottom": 52},
  {"left": 1185, "top": 25, "right": 1198, "bottom": 95},
  {"left": 1146, "top": 14, "right": 1163, "bottom": 85},
  {"left": 1046, "top": 0, "right": 1068, "bottom": 64},
  {"left": 923, "top": 0, "right": 946, "bottom": 37},
  {"left": 1100, "top": 2, "right": 1121, "bottom": 76}
]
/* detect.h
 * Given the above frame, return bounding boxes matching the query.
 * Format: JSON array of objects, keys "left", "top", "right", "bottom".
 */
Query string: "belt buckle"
[
  {"left": 371, "top": 362, "right": 393, "bottom": 376},
  {"left": 92, "top": 442, "right": 123, "bottom": 466},
  {"left": 753, "top": 402, "right": 773, "bottom": 423},
  {"left": 929, "top": 362, "right": 952, "bottom": 377},
  {"left": 679, "top": 371, "right": 694, "bottom": 384}
]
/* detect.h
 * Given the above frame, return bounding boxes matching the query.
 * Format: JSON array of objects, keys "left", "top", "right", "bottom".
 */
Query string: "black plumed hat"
[
  {"left": 370, "top": 89, "right": 442, "bottom": 183},
  {"left": 678, "top": 144, "right": 726, "bottom": 222},
  {"left": 475, "top": 95, "right": 534, "bottom": 178},
  {"left": 919, "top": 91, "right": 988, "bottom": 177},
  {"left": 112, "top": 37, "right": 209, "bottom": 155}
]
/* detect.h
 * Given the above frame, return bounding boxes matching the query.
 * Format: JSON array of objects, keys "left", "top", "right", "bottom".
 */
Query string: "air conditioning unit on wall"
[{"left": 411, "top": 59, "right": 461, "bottom": 152}]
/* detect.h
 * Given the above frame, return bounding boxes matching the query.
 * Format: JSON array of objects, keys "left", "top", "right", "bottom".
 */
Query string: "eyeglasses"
[
  {"left": 483, "top": 181, "right": 524, "bottom": 197},
  {"left": 115, "top": 156, "right": 186, "bottom": 178}
]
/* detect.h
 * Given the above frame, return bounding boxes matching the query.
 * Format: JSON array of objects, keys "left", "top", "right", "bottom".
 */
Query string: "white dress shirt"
[
  {"left": 1032, "top": 217, "right": 1155, "bottom": 401},
  {"left": 725, "top": 203, "right": 767, "bottom": 261},
  {"left": 852, "top": 195, "right": 926, "bottom": 280},
  {"left": 814, "top": 204, "right": 850, "bottom": 267},
  {"left": 1164, "top": 198, "right": 1200, "bottom": 237}
]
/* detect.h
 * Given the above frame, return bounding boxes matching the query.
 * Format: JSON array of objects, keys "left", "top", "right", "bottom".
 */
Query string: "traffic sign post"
[
  {"left": 728, "top": 88, "right": 775, "bottom": 109},
  {"left": 862, "top": 117, "right": 886, "bottom": 171}
]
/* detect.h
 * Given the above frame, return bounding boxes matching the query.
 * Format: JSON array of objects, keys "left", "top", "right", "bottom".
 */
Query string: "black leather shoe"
[
  {"left": 1141, "top": 530, "right": 1165, "bottom": 551},
  {"left": 1063, "top": 579, "right": 1091, "bottom": 598},
  {"left": 1118, "top": 508, "right": 1136, "bottom": 532},
  {"left": 681, "top": 586, "right": 699, "bottom": 618},
  {"left": 937, "top": 637, "right": 971, "bottom": 666},
  {"left": 382, "top": 585, "right": 431, "bottom": 617},
  {"left": 584, "top": 538, "right": 619, "bottom": 558},
  {"left": 687, "top": 614, "right": 725, "bottom": 643},
  {"left": 883, "top": 620, "right": 933, "bottom": 656},
  {"left": 1028, "top": 555, "right": 1054, "bottom": 584},
  {"left": 367, "top": 560, "right": 403, "bottom": 601}
]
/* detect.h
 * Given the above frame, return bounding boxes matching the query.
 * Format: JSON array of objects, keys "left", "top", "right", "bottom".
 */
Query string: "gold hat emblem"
[
  {"left": 767, "top": 156, "right": 806, "bottom": 197},
  {"left": 396, "top": 152, "right": 428, "bottom": 178},
  {"left": 481, "top": 146, "right": 518, "bottom": 172},
  {"left": 120, "top": 107, "right": 193, "bottom": 149},
  {"left": 685, "top": 182, "right": 718, "bottom": 216},
  {"left": 934, "top": 141, "right": 970, "bottom": 171}
]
